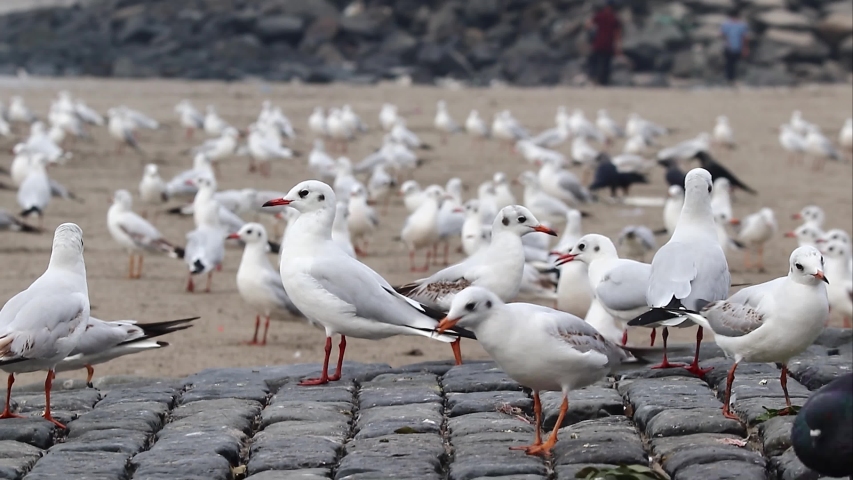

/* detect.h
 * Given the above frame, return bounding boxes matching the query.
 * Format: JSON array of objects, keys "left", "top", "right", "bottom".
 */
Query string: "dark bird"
[
  {"left": 792, "top": 373, "right": 853, "bottom": 479},
  {"left": 658, "top": 158, "right": 686, "bottom": 188},
  {"left": 693, "top": 151, "right": 757, "bottom": 195},
  {"left": 588, "top": 153, "right": 648, "bottom": 198}
]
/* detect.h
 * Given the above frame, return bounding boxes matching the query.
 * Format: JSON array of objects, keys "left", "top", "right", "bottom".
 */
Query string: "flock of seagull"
[{"left": 0, "top": 90, "right": 851, "bottom": 469}]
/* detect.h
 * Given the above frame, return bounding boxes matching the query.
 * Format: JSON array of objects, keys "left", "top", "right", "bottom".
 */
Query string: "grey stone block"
[
  {"left": 358, "top": 386, "right": 442, "bottom": 409},
  {"left": 645, "top": 408, "right": 746, "bottom": 437},
  {"left": 66, "top": 402, "right": 166, "bottom": 437},
  {"left": 0, "top": 440, "right": 42, "bottom": 480},
  {"left": 248, "top": 434, "right": 339, "bottom": 473},
  {"left": 354, "top": 403, "right": 442, "bottom": 439},
  {"left": 442, "top": 364, "right": 522, "bottom": 393},
  {"left": 261, "top": 401, "right": 352, "bottom": 429},
  {"left": 447, "top": 412, "right": 534, "bottom": 436},
  {"left": 447, "top": 391, "right": 532, "bottom": 417},
  {"left": 25, "top": 450, "right": 129, "bottom": 478},
  {"left": 132, "top": 454, "right": 232, "bottom": 480},
  {"left": 759, "top": 416, "right": 794, "bottom": 457},
  {"left": 50, "top": 428, "right": 148, "bottom": 455},
  {"left": 246, "top": 469, "right": 330, "bottom": 479},
  {"left": 541, "top": 384, "right": 624, "bottom": 429},
  {"left": 0, "top": 419, "right": 56, "bottom": 449}
]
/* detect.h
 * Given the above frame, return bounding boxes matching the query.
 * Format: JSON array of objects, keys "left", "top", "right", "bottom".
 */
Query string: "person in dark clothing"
[
  {"left": 720, "top": 8, "right": 749, "bottom": 84},
  {"left": 586, "top": 1, "right": 622, "bottom": 86}
]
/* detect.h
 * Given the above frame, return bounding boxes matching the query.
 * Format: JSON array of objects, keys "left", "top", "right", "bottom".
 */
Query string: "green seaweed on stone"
[{"left": 755, "top": 405, "right": 801, "bottom": 422}]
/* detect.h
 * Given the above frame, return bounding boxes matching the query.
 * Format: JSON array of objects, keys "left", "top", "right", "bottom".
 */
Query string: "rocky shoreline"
[
  {"left": 0, "top": 0, "right": 850, "bottom": 87},
  {"left": 0, "top": 328, "right": 849, "bottom": 480}
]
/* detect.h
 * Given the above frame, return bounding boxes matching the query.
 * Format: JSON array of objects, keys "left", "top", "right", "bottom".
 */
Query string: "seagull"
[
  {"left": 347, "top": 184, "right": 379, "bottom": 256},
  {"left": 401, "top": 186, "right": 444, "bottom": 271},
  {"left": 434, "top": 100, "right": 460, "bottom": 143},
  {"left": 308, "top": 107, "right": 327, "bottom": 137},
  {"left": 570, "top": 136, "right": 600, "bottom": 166},
  {"left": 25, "top": 123, "right": 70, "bottom": 164},
  {"left": 538, "top": 157, "right": 591, "bottom": 205},
  {"left": 555, "top": 234, "right": 652, "bottom": 345},
  {"left": 400, "top": 180, "right": 425, "bottom": 213},
  {"left": 0, "top": 223, "right": 89, "bottom": 428},
  {"left": 840, "top": 118, "right": 852, "bottom": 158},
  {"left": 262, "top": 180, "right": 473, "bottom": 385},
  {"left": 460, "top": 199, "right": 489, "bottom": 256},
  {"left": 492, "top": 111, "right": 528, "bottom": 145},
  {"left": 491, "top": 172, "right": 516, "bottom": 209},
  {"left": 662, "top": 185, "right": 684, "bottom": 236},
  {"left": 192, "top": 127, "right": 239, "bottom": 167},
  {"left": 332, "top": 202, "right": 357, "bottom": 258},
  {"left": 229, "top": 223, "right": 302, "bottom": 345},
  {"left": 517, "top": 171, "right": 573, "bottom": 227},
  {"left": 247, "top": 123, "right": 295, "bottom": 176},
  {"left": 733, "top": 208, "right": 777, "bottom": 271},
  {"left": 17, "top": 155, "right": 51, "bottom": 227},
  {"left": 164, "top": 153, "right": 215, "bottom": 200},
  {"left": 0, "top": 209, "right": 39, "bottom": 234},
  {"left": 465, "top": 110, "right": 489, "bottom": 142},
  {"left": 529, "top": 122, "right": 570, "bottom": 149},
  {"left": 779, "top": 124, "right": 807, "bottom": 165},
  {"left": 183, "top": 177, "right": 226, "bottom": 293},
  {"left": 628, "top": 168, "right": 731, "bottom": 376},
  {"left": 340, "top": 104, "right": 367, "bottom": 134},
  {"left": 790, "top": 110, "right": 816, "bottom": 135},
  {"left": 805, "top": 126, "right": 842, "bottom": 170},
  {"left": 175, "top": 100, "right": 204, "bottom": 139},
  {"left": 379, "top": 103, "right": 399, "bottom": 131},
  {"left": 596, "top": 109, "right": 624, "bottom": 143},
  {"left": 663, "top": 246, "right": 828, "bottom": 420},
  {"left": 617, "top": 225, "right": 657, "bottom": 261},
  {"left": 710, "top": 177, "right": 734, "bottom": 222},
  {"left": 326, "top": 108, "right": 353, "bottom": 152},
  {"left": 657, "top": 133, "right": 710, "bottom": 161},
  {"left": 792, "top": 373, "right": 853, "bottom": 479},
  {"left": 8, "top": 96, "right": 36, "bottom": 124},
  {"left": 107, "top": 189, "right": 184, "bottom": 278},
  {"left": 516, "top": 139, "right": 565, "bottom": 165},
  {"left": 793, "top": 205, "right": 825, "bottom": 230},
  {"left": 626, "top": 112, "right": 668, "bottom": 139},
  {"left": 435, "top": 286, "right": 647, "bottom": 457},
  {"left": 120, "top": 106, "right": 159, "bottom": 130},
  {"left": 57, "top": 316, "right": 197, "bottom": 387},
  {"left": 203, "top": 105, "right": 230, "bottom": 136},
  {"left": 553, "top": 210, "right": 593, "bottom": 319},
  {"left": 367, "top": 164, "right": 395, "bottom": 212},
  {"left": 107, "top": 108, "right": 143, "bottom": 154},
  {"left": 568, "top": 109, "right": 604, "bottom": 142},
  {"left": 712, "top": 116, "right": 735, "bottom": 149},
  {"left": 138, "top": 164, "right": 167, "bottom": 217},
  {"left": 623, "top": 134, "right": 653, "bottom": 155},
  {"left": 391, "top": 119, "right": 429, "bottom": 150},
  {"left": 785, "top": 223, "right": 824, "bottom": 248},
  {"left": 819, "top": 240, "right": 852, "bottom": 327}
]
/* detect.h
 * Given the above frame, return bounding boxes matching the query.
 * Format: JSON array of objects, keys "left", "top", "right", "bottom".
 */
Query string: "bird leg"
[
  {"left": 421, "top": 250, "right": 432, "bottom": 272},
  {"left": 408, "top": 250, "right": 418, "bottom": 272},
  {"left": 261, "top": 316, "right": 271, "bottom": 346},
  {"left": 245, "top": 315, "right": 261, "bottom": 345},
  {"left": 524, "top": 395, "right": 568, "bottom": 457},
  {"left": 300, "top": 336, "right": 334, "bottom": 386},
  {"left": 450, "top": 338, "right": 463, "bottom": 366},
  {"left": 0, "top": 374, "right": 23, "bottom": 420},
  {"left": 722, "top": 361, "right": 740, "bottom": 420},
  {"left": 683, "top": 327, "right": 713, "bottom": 377},
  {"left": 431, "top": 243, "right": 439, "bottom": 266},
  {"left": 128, "top": 254, "right": 135, "bottom": 279},
  {"left": 43, "top": 370, "right": 65, "bottom": 429},
  {"left": 135, "top": 255, "right": 144, "bottom": 279},
  {"left": 649, "top": 328, "right": 656, "bottom": 347},
  {"left": 443, "top": 242, "right": 450, "bottom": 266},
  {"left": 327, "top": 335, "right": 347, "bottom": 381},
  {"left": 743, "top": 250, "right": 752, "bottom": 271},
  {"left": 85, "top": 365, "right": 95, "bottom": 388},
  {"left": 756, "top": 245, "right": 765, "bottom": 273},
  {"left": 650, "top": 328, "right": 687, "bottom": 369},
  {"left": 205, "top": 271, "right": 213, "bottom": 293},
  {"left": 186, "top": 274, "right": 195, "bottom": 293},
  {"left": 621, "top": 329, "right": 628, "bottom": 346},
  {"left": 510, "top": 391, "right": 543, "bottom": 452},
  {"left": 776, "top": 364, "right": 795, "bottom": 416},
  {"left": 185, "top": 127, "right": 193, "bottom": 139}
]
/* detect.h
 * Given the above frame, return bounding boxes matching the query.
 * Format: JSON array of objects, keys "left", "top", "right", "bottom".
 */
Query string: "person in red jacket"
[{"left": 586, "top": 0, "right": 622, "bottom": 86}]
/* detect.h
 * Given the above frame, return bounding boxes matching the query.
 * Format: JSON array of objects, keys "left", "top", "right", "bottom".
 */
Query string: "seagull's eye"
[
  {"left": 829, "top": 247, "right": 835, "bottom": 252},
  {"left": 464, "top": 302, "right": 476, "bottom": 311},
  {"left": 485, "top": 301, "right": 492, "bottom": 309},
  {"left": 298, "top": 189, "right": 309, "bottom": 198},
  {"left": 821, "top": 257, "right": 824, "bottom": 265},
  {"left": 594, "top": 246, "right": 600, "bottom": 252},
  {"left": 707, "top": 185, "right": 712, "bottom": 193},
  {"left": 795, "top": 263, "right": 804, "bottom": 271},
  {"left": 246, "top": 229, "right": 253, "bottom": 235},
  {"left": 578, "top": 243, "right": 585, "bottom": 251},
  {"left": 318, "top": 194, "right": 325, "bottom": 201},
  {"left": 517, "top": 215, "right": 527, "bottom": 223},
  {"left": 502, "top": 217, "right": 509, "bottom": 226}
]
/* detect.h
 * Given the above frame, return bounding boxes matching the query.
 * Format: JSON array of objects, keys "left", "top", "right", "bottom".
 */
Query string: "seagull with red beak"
[
  {"left": 262, "top": 180, "right": 473, "bottom": 386},
  {"left": 656, "top": 246, "right": 830, "bottom": 421},
  {"left": 396, "top": 205, "right": 556, "bottom": 364}
]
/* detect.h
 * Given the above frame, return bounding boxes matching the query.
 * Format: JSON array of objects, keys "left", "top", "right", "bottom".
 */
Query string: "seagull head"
[
  {"left": 50, "top": 223, "right": 85, "bottom": 271},
  {"left": 683, "top": 167, "right": 714, "bottom": 211},
  {"left": 786, "top": 224, "right": 821, "bottom": 244},
  {"left": 789, "top": 246, "right": 829, "bottom": 285},
  {"left": 227, "top": 222, "right": 268, "bottom": 244},
  {"left": 463, "top": 199, "right": 480, "bottom": 217},
  {"left": 399, "top": 180, "right": 421, "bottom": 197},
  {"left": 818, "top": 240, "right": 849, "bottom": 267},
  {"left": 667, "top": 185, "right": 684, "bottom": 199},
  {"left": 263, "top": 180, "right": 335, "bottom": 214},
  {"left": 794, "top": 205, "right": 824, "bottom": 227},
  {"left": 493, "top": 205, "right": 556, "bottom": 238},
  {"left": 817, "top": 229, "right": 850, "bottom": 245},
  {"left": 437, "top": 286, "right": 501, "bottom": 334},
  {"left": 143, "top": 163, "right": 159, "bottom": 177},
  {"left": 556, "top": 233, "right": 615, "bottom": 266},
  {"left": 111, "top": 189, "right": 133, "bottom": 210}
]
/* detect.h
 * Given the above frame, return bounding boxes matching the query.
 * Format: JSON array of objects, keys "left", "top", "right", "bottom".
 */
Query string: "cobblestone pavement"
[{"left": 1, "top": 329, "right": 850, "bottom": 480}]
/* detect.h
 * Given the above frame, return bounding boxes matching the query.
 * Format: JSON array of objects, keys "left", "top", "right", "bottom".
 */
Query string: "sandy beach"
[{"left": 1, "top": 78, "right": 850, "bottom": 384}]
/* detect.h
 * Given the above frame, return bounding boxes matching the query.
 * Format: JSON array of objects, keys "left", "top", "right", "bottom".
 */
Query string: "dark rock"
[
  {"left": 447, "top": 412, "right": 534, "bottom": 436},
  {"left": 553, "top": 417, "right": 647, "bottom": 466},
  {"left": 132, "top": 453, "right": 233, "bottom": 480},
  {"left": 54, "top": 428, "right": 149, "bottom": 455},
  {"left": 0, "top": 418, "right": 56, "bottom": 449},
  {"left": 273, "top": 384, "right": 354, "bottom": 403},
  {"left": 0, "top": 440, "right": 41, "bottom": 479},
  {"left": 14, "top": 389, "right": 100, "bottom": 414},
  {"left": 66, "top": 402, "right": 166, "bottom": 437},
  {"left": 540, "top": 385, "right": 624, "bottom": 430},
  {"left": 248, "top": 434, "right": 340, "bottom": 474},
  {"left": 426, "top": 3, "right": 460, "bottom": 42},
  {"left": 447, "top": 391, "right": 532, "bottom": 417},
  {"left": 787, "top": 355, "right": 853, "bottom": 389},
  {"left": 759, "top": 416, "right": 794, "bottom": 457},
  {"left": 26, "top": 450, "right": 130, "bottom": 478},
  {"left": 380, "top": 30, "right": 419, "bottom": 58},
  {"left": 442, "top": 364, "right": 522, "bottom": 394},
  {"left": 340, "top": 12, "right": 388, "bottom": 38},
  {"left": 273, "top": 0, "right": 339, "bottom": 22},
  {"left": 769, "top": 448, "right": 822, "bottom": 480},
  {"left": 757, "top": 10, "right": 812, "bottom": 30},
  {"left": 337, "top": 435, "right": 445, "bottom": 479},
  {"left": 673, "top": 460, "right": 768, "bottom": 480},
  {"left": 464, "top": 0, "right": 501, "bottom": 28},
  {"left": 354, "top": 403, "right": 443, "bottom": 439},
  {"left": 301, "top": 17, "right": 340, "bottom": 52},
  {"left": 646, "top": 408, "right": 746, "bottom": 438},
  {"left": 261, "top": 401, "right": 352, "bottom": 428},
  {"left": 254, "top": 15, "right": 306, "bottom": 43}
]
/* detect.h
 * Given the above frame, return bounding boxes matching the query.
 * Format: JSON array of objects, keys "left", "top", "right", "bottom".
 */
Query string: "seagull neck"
[
  {"left": 48, "top": 248, "right": 87, "bottom": 279},
  {"left": 239, "top": 242, "right": 270, "bottom": 271},
  {"left": 288, "top": 210, "right": 334, "bottom": 246},
  {"left": 674, "top": 200, "right": 716, "bottom": 239}
]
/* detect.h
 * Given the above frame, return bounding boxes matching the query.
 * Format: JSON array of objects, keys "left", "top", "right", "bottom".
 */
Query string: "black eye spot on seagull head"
[
  {"left": 465, "top": 302, "right": 476, "bottom": 311},
  {"left": 298, "top": 189, "right": 309, "bottom": 199},
  {"left": 502, "top": 216, "right": 509, "bottom": 226},
  {"left": 578, "top": 243, "right": 586, "bottom": 251},
  {"left": 795, "top": 263, "right": 803, "bottom": 271},
  {"left": 318, "top": 194, "right": 325, "bottom": 201},
  {"left": 594, "top": 245, "right": 600, "bottom": 252},
  {"left": 485, "top": 300, "right": 492, "bottom": 309},
  {"left": 707, "top": 185, "right": 712, "bottom": 193},
  {"left": 246, "top": 229, "right": 253, "bottom": 235},
  {"left": 517, "top": 215, "right": 527, "bottom": 223}
]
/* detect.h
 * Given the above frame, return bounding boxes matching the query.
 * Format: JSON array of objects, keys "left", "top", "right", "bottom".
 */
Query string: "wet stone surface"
[{"left": 0, "top": 354, "right": 847, "bottom": 479}]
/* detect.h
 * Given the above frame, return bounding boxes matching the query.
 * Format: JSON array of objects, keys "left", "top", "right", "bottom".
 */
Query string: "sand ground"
[{"left": 0, "top": 78, "right": 850, "bottom": 384}]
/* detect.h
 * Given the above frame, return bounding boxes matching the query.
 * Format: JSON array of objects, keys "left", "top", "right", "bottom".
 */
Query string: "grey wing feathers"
[
  {"left": 647, "top": 242, "right": 698, "bottom": 307},
  {"left": 597, "top": 262, "right": 651, "bottom": 312},
  {"left": 558, "top": 173, "right": 590, "bottom": 202},
  {"left": 264, "top": 269, "right": 303, "bottom": 317},
  {"left": 700, "top": 300, "right": 765, "bottom": 337}
]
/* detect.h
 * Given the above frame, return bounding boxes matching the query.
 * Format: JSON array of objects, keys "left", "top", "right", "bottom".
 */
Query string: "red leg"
[
  {"left": 0, "top": 374, "right": 23, "bottom": 419},
  {"left": 43, "top": 370, "right": 65, "bottom": 429},
  {"left": 621, "top": 329, "right": 628, "bottom": 346},
  {"left": 510, "top": 391, "right": 543, "bottom": 451},
  {"left": 245, "top": 315, "right": 261, "bottom": 345},
  {"left": 186, "top": 274, "right": 195, "bottom": 293},
  {"left": 450, "top": 338, "right": 463, "bottom": 365},
  {"left": 409, "top": 250, "right": 417, "bottom": 272},
  {"left": 261, "top": 316, "right": 271, "bottom": 346},
  {"left": 777, "top": 364, "right": 795, "bottom": 415},
  {"left": 205, "top": 271, "right": 213, "bottom": 293},
  {"left": 524, "top": 395, "right": 568, "bottom": 457},
  {"left": 431, "top": 243, "right": 439, "bottom": 265},
  {"left": 649, "top": 327, "right": 656, "bottom": 347},
  {"left": 328, "top": 336, "right": 347, "bottom": 381},
  {"left": 420, "top": 250, "right": 432, "bottom": 272},
  {"left": 722, "top": 361, "right": 740, "bottom": 420},
  {"left": 683, "top": 327, "right": 713, "bottom": 377},
  {"left": 185, "top": 127, "right": 193, "bottom": 139},
  {"left": 300, "top": 336, "right": 333, "bottom": 386},
  {"left": 443, "top": 242, "right": 450, "bottom": 266},
  {"left": 650, "top": 328, "right": 687, "bottom": 369},
  {"left": 85, "top": 365, "right": 94, "bottom": 388}
]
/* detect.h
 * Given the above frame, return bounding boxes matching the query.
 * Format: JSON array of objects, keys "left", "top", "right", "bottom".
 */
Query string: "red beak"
[
  {"left": 184, "top": 179, "right": 195, "bottom": 186},
  {"left": 784, "top": 231, "right": 796, "bottom": 238},
  {"left": 792, "top": 213, "right": 802, "bottom": 220},
  {"left": 452, "top": 208, "right": 464, "bottom": 213},
  {"left": 532, "top": 225, "right": 557, "bottom": 236},
  {"left": 815, "top": 238, "right": 826, "bottom": 243},
  {"left": 435, "top": 317, "right": 460, "bottom": 334},
  {"left": 555, "top": 253, "right": 576, "bottom": 266},
  {"left": 814, "top": 271, "right": 829, "bottom": 284},
  {"left": 263, "top": 198, "right": 291, "bottom": 207},
  {"left": 226, "top": 233, "right": 240, "bottom": 240},
  {"left": 729, "top": 219, "right": 741, "bottom": 226}
]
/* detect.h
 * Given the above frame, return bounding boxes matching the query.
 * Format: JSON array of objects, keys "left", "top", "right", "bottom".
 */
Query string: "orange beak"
[
  {"left": 814, "top": 270, "right": 829, "bottom": 284},
  {"left": 729, "top": 218, "right": 741, "bottom": 226},
  {"left": 555, "top": 253, "right": 576, "bottom": 266},
  {"left": 532, "top": 225, "right": 557, "bottom": 236},
  {"left": 226, "top": 233, "right": 240, "bottom": 240},
  {"left": 436, "top": 317, "right": 459, "bottom": 334},
  {"left": 784, "top": 231, "right": 796, "bottom": 238},
  {"left": 263, "top": 198, "right": 291, "bottom": 207},
  {"left": 792, "top": 213, "right": 802, "bottom": 220}
]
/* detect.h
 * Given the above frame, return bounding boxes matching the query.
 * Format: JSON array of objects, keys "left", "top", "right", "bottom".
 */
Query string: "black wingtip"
[
  {"left": 652, "top": 228, "right": 669, "bottom": 236},
  {"left": 173, "top": 247, "right": 185, "bottom": 259},
  {"left": 19, "top": 206, "right": 40, "bottom": 217},
  {"left": 268, "top": 241, "right": 281, "bottom": 255},
  {"left": 627, "top": 308, "right": 680, "bottom": 327},
  {"left": 191, "top": 259, "right": 205, "bottom": 274}
]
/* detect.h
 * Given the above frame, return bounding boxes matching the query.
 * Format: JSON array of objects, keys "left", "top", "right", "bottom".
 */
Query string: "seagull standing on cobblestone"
[
  {"left": 263, "top": 180, "right": 473, "bottom": 386},
  {"left": 0, "top": 223, "right": 89, "bottom": 429}
]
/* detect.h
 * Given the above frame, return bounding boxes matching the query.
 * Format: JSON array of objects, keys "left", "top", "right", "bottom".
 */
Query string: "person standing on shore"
[
  {"left": 720, "top": 8, "right": 749, "bottom": 84},
  {"left": 586, "top": 0, "right": 622, "bottom": 87}
]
